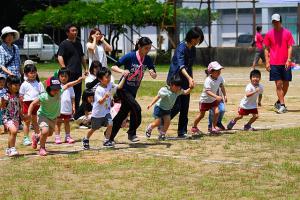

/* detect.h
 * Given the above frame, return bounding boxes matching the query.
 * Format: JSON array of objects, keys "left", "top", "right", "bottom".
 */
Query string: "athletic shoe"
[
  {"left": 191, "top": 127, "right": 201, "bottom": 135},
  {"left": 82, "top": 138, "right": 90, "bottom": 150},
  {"left": 177, "top": 133, "right": 189, "bottom": 139},
  {"left": 9, "top": 147, "right": 19, "bottom": 157},
  {"left": 79, "top": 125, "right": 89, "bottom": 129},
  {"left": 277, "top": 105, "right": 288, "bottom": 114},
  {"left": 158, "top": 133, "right": 166, "bottom": 140},
  {"left": 38, "top": 148, "right": 47, "bottom": 156},
  {"left": 227, "top": 120, "right": 236, "bottom": 130},
  {"left": 103, "top": 140, "right": 114, "bottom": 148},
  {"left": 217, "top": 123, "right": 226, "bottom": 131},
  {"left": 65, "top": 136, "right": 75, "bottom": 144},
  {"left": 5, "top": 148, "right": 10, "bottom": 156},
  {"left": 55, "top": 136, "right": 62, "bottom": 144},
  {"left": 23, "top": 136, "right": 32, "bottom": 146},
  {"left": 128, "top": 135, "right": 140, "bottom": 143},
  {"left": 31, "top": 133, "right": 39, "bottom": 149},
  {"left": 274, "top": 101, "right": 281, "bottom": 110},
  {"left": 145, "top": 125, "right": 152, "bottom": 138},
  {"left": 210, "top": 127, "right": 221, "bottom": 134},
  {"left": 243, "top": 124, "right": 255, "bottom": 131}
]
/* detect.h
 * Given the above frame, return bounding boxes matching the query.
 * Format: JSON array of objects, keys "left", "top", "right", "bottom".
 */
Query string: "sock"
[
  {"left": 65, "top": 133, "right": 70, "bottom": 138},
  {"left": 147, "top": 124, "right": 153, "bottom": 131},
  {"left": 276, "top": 100, "right": 280, "bottom": 104}
]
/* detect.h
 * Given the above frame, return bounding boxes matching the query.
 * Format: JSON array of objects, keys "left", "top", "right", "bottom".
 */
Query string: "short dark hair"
[
  {"left": 6, "top": 75, "right": 20, "bottom": 88},
  {"left": 256, "top": 26, "right": 262, "bottom": 32},
  {"left": 23, "top": 64, "right": 40, "bottom": 82},
  {"left": 96, "top": 67, "right": 111, "bottom": 80},
  {"left": 169, "top": 74, "right": 182, "bottom": 87},
  {"left": 250, "top": 69, "right": 261, "bottom": 79},
  {"left": 58, "top": 68, "right": 71, "bottom": 78},
  {"left": 134, "top": 37, "right": 152, "bottom": 51},
  {"left": 65, "top": 24, "right": 77, "bottom": 33},
  {"left": 185, "top": 27, "right": 204, "bottom": 44},
  {"left": 82, "top": 89, "right": 94, "bottom": 103},
  {"left": 89, "top": 60, "right": 102, "bottom": 75}
]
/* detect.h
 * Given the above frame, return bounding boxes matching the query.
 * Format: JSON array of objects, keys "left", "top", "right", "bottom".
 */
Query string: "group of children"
[{"left": 0, "top": 59, "right": 263, "bottom": 157}]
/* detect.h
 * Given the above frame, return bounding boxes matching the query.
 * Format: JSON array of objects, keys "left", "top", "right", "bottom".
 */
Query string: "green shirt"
[
  {"left": 156, "top": 86, "right": 183, "bottom": 111},
  {"left": 38, "top": 89, "right": 63, "bottom": 120}
]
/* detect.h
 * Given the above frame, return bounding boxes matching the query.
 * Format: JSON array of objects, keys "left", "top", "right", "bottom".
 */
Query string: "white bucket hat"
[
  {"left": 24, "top": 59, "right": 37, "bottom": 67},
  {"left": 1, "top": 26, "right": 20, "bottom": 41}
]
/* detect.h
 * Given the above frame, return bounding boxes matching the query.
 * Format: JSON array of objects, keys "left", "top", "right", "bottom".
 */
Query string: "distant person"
[
  {"left": 0, "top": 26, "right": 21, "bottom": 78},
  {"left": 251, "top": 26, "right": 265, "bottom": 70},
  {"left": 86, "top": 28, "right": 112, "bottom": 68},
  {"left": 264, "top": 13, "right": 294, "bottom": 114},
  {"left": 57, "top": 24, "right": 88, "bottom": 111}
]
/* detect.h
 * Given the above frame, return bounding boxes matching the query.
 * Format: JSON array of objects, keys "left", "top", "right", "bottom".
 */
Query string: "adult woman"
[
  {"left": 110, "top": 37, "right": 157, "bottom": 142},
  {"left": 86, "top": 28, "right": 112, "bottom": 68},
  {"left": 0, "top": 26, "right": 21, "bottom": 78},
  {"left": 167, "top": 27, "right": 204, "bottom": 138}
]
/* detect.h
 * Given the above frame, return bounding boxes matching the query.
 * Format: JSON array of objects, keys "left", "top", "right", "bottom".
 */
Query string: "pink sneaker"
[
  {"left": 55, "top": 136, "right": 62, "bottom": 144},
  {"left": 31, "top": 133, "right": 39, "bottom": 149},
  {"left": 39, "top": 148, "right": 48, "bottom": 156},
  {"left": 191, "top": 126, "right": 201, "bottom": 135},
  {"left": 210, "top": 127, "right": 221, "bottom": 134},
  {"left": 65, "top": 136, "right": 75, "bottom": 144}
]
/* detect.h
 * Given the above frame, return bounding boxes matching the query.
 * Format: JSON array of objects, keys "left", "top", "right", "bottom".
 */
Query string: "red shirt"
[{"left": 255, "top": 32, "right": 264, "bottom": 50}]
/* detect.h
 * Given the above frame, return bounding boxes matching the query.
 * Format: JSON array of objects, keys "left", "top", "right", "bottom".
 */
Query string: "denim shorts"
[
  {"left": 270, "top": 65, "right": 292, "bottom": 81},
  {"left": 153, "top": 105, "right": 171, "bottom": 119},
  {"left": 91, "top": 113, "right": 113, "bottom": 130}
]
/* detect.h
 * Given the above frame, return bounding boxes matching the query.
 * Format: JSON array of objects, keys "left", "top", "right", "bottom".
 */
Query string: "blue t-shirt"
[
  {"left": 167, "top": 42, "right": 196, "bottom": 89},
  {"left": 116, "top": 51, "right": 155, "bottom": 97}
]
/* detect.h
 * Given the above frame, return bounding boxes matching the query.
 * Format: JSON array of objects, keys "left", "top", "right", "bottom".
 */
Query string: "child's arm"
[
  {"left": 98, "top": 93, "right": 110, "bottom": 105},
  {"left": 206, "top": 90, "right": 222, "bottom": 102},
  {"left": 147, "top": 95, "right": 160, "bottom": 110},
  {"left": 62, "top": 75, "right": 85, "bottom": 90},
  {"left": 220, "top": 84, "right": 227, "bottom": 103},
  {"left": 183, "top": 88, "right": 192, "bottom": 95},
  {"left": 72, "top": 97, "right": 75, "bottom": 114},
  {"left": 246, "top": 87, "right": 261, "bottom": 98},
  {"left": 28, "top": 98, "right": 40, "bottom": 118}
]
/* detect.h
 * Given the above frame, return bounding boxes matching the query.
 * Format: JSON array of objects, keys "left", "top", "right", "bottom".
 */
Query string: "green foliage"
[{"left": 177, "top": 7, "right": 219, "bottom": 26}]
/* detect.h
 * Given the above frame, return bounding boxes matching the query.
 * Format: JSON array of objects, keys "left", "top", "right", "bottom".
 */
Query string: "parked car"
[{"left": 236, "top": 34, "right": 253, "bottom": 47}]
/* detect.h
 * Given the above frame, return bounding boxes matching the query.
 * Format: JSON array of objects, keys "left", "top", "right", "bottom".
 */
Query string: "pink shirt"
[
  {"left": 264, "top": 28, "right": 294, "bottom": 65},
  {"left": 255, "top": 32, "right": 264, "bottom": 50}
]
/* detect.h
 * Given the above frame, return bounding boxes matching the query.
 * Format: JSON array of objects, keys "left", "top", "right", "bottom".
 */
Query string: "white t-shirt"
[
  {"left": 19, "top": 80, "right": 45, "bottom": 101},
  {"left": 60, "top": 85, "right": 75, "bottom": 115},
  {"left": 92, "top": 82, "right": 118, "bottom": 118},
  {"left": 87, "top": 43, "right": 108, "bottom": 68},
  {"left": 200, "top": 76, "right": 225, "bottom": 103},
  {"left": 240, "top": 83, "right": 264, "bottom": 109}
]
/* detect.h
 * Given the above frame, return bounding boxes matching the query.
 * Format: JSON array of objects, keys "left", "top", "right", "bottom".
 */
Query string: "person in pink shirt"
[
  {"left": 264, "top": 13, "right": 295, "bottom": 114},
  {"left": 251, "top": 26, "right": 265, "bottom": 70}
]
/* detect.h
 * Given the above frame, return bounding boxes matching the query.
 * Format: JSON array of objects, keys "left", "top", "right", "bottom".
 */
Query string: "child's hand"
[
  {"left": 216, "top": 96, "right": 222, "bottom": 102},
  {"left": 258, "top": 102, "right": 262, "bottom": 107},
  {"left": 147, "top": 104, "right": 152, "bottom": 110},
  {"left": 255, "top": 87, "right": 261, "bottom": 93},
  {"left": 224, "top": 96, "right": 228, "bottom": 103},
  {"left": 104, "top": 92, "right": 111, "bottom": 99}
]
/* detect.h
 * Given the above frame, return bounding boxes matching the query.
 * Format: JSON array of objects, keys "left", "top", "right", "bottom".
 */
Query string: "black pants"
[
  {"left": 69, "top": 72, "right": 82, "bottom": 112},
  {"left": 110, "top": 90, "right": 141, "bottom": 141},
  {"left": 170, "top": 94, "right": 190, "bottom": 135}
]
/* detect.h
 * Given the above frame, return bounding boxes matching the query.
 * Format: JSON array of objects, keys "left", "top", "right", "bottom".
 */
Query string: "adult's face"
[
  {"left": 3, "top": 33, "right": 14, "bottom": 45},
  {"left": 67, "top": 26, "right": 78, "bottom": 40},
  {"left": 139, "top": 44, "right": 152, "bottom": 56},
  {"left": 272, "top": 21, "right": 281, "bottom": 30}
]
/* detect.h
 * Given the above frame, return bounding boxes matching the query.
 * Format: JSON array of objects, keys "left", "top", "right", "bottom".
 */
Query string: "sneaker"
[
  {"left": 82, "top": 138, "right": 90, "bottom": 150},
  {"left": 243, "top": 124, "right": 255, "bottom": 131},
  {"left": 217, "top": 123, "right": 226, "bottom": 131},
  {"left": 9, "top": 147, "right": 19, "bottom": 157},
  {"left": 23, "top": 136, "right": 32, "bottom": 146},
  {"left": 5, "top": 148, "right": 10, "bottom": 156},
  {"left": 103, "top": 140, "right": 114, "bottom": 148},
  {"left": 158, "top": 133, "right": 166, "bottom": 141},
  {"left": 31, "top": 133, "right": 39, "bottom": 149},
  {"left": 79, "top": 125, "right": 89, "bottom": 129},
  {"left": 210, "top": 127, "right": 221, "bottom": 134},
  {"left": 274, "top": 101, "right": 281, "bottom": 110},
  {"left": 145, "top": 125, "right": 152, "bottom": 138},
  {"left": 227, "top": 120, "right": 236, "bottom": 130},
  {"left": 191, "top": 127, "right": 201, "bottom": 135},
  {"left": 65, "top": 136, "right": 75, "bottom": 144},
  {"left": 177, "top": 133, "right": 189, "bottom": 139},
  {"left": 38, "top": 148, "right": 48, "bottom": 156},
  {"left": 55, "top": 136, "right": 62, "bottom": 144},
  {"left": 128, "top": 135, "right": 140, "bottom": 143},
  {"left": 277, "top": 105, "right": 288, "bottom": 114}
]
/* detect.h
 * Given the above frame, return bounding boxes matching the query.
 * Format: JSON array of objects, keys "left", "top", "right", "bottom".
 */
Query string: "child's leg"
[
  {"left": 193, "top": 111, "right": 206, "bottom": 128},
  {"left": 212, "top": 106, "right": 219, "bottom": 128},
  {"left": 86, "top": 129, "right": 96, "bottom": 140},
  {"left": 8, "top": 124, "right": 18, "bottom": 148},
  {"left": 104, "top": 124, "right": 112, "bottom": 140},
  {"left": 246, "top": 114, "right": 259, "bottom": 126},
  {"left": 161, "top": 115, "right": 171, "bottom": 133},
  {"left": 233, "top": 115, "right": 243, "bottom": 122},
  {"left": 149, "top": 118, "right": 161, "bottom": 130},
  {"left": 31, "top": 115, "right": 40, "bottom": 134},
  {"left": 64, "top": 119, "right": 71, "bottom": 136},
  {"left": 55, "top": 119, "right": 62, "bottom": 136},
  {"left": 39, "top": 127, "right": 49, "bottom": 149},
  {"left": 23, "top": 119, "right": 30, "bottom": 137}
]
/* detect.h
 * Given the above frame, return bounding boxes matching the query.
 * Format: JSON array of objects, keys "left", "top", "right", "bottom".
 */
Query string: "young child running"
[
  {"left": 191, "top": 61, "right": 227, "bottom": 134},
  {"left": 28, "top": 75, "right": 85, "bottom": 156},
  {"left": 227, "top": 69, "right": 263, "bottom": 131},
  {"left": 0, "top": 74, "right": 7, "bottom": 134},
  {"left": 54, "top": 69, "right": 76, "bottom": 144},
  {"left": 19, "top": 64, "right": 45, "bottom": 146},
  {"left": 2, "top": 76, "right": 22, "bottom": 157},
  {"left": 82, "top": 67, "right": 127, "bottom": 149},
  {"left": 145, "top": 75, "right": 191, "bottom": 140},
  {"left": 74, "top": 89, "right": 94, "bottom": 129}
]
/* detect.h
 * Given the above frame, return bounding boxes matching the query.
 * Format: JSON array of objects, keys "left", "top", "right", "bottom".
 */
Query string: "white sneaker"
[
  {"left": 5, "top": 148, "right": 10, "bottom": 156},
  {"left": 9, "top": 147, "right": 19, "bottom": 157},
  {"left": 277, "top": 106, "right": 288, "bottom": 114},
  {"left": 79, "top": 125, "right": 89, "bottom": 129}
]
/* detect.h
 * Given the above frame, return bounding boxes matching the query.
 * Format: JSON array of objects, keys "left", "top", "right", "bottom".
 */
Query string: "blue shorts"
[
  {"left": 270, "top": 65, "right": 292, "bottom": 81},
  {"left": 153, "top": 105, "right": 171, "bottom": 119}
]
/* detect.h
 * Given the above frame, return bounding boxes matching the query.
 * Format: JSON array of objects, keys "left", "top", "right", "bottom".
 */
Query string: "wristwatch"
[{"left": 287, "top": 58, "right": 292, "bottom": 62}]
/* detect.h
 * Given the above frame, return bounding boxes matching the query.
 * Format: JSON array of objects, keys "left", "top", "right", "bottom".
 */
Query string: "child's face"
[
  {"left": 93, "top": 67, "right": 99, "bottom": 76},
  {"left": 27, "top": 71, "right": 37, "bottom": 81},
  {"left": 210, "top": 70, "right": 221, "bottom": 79},
  {"left": 9, "top": 83, "right": 20, "bottom": 94},
  {"left": 170, "top": 84, "right": 181, "bottom": 93},
  {"left": 251, "top": 75, "right": 261, "bottom": 86},
  {"left": 59, "top": 74, "right": 69, "bottom": 84},
  {"left": 0, "top": 79, "right": 5, "bottom": 89},
  {"left": 99, "top": 74, "right": 111, "bottom": 86},
  {"left": 87, "top": 96, "right": 94, "bottom": 103},
  {"left": 50, "top": 88, "right": 60, "bottom": 96}
]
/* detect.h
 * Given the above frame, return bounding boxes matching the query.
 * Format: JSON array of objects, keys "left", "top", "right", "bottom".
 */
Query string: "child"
[
  {"left": 145, "top": 75, "right": 191, "bottom": 140},
  {"left": 54, "top": 69, "right": 76, "bottom": 144},
  {"left": 2, "top": 76, "right": 22, "bottom": 157},
  {"left": 19, "top": 64, "right": 44, "bottom": 146},
  {"left": 191, "top": 61, "right": 227, "bottom": 134},
  {"left": 74, "top": 89, "right": 94, "bottom": 129},
  {"left": 227, "top": 69, "right": 263, "bottom": 131},
  {"left": 85, "top": 60, "right": 102, "bottom": 91},
  {"left": 28, "top": 75, "right": 85, "bottom": 156},
  {"left": 0, "top": 74, "right": 7, "bottom": 134},
  {"left": 82, "top": 67, "right": 126, "bottom": 149}
]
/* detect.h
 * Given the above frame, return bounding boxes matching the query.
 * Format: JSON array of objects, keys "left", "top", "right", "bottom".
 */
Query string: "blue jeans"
[{"left": 208, "top": 101, "right": 225, "bottom": 128}]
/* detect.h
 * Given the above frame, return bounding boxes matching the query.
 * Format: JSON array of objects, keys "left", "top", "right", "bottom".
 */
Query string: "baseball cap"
[
  {"left": 0, "top": 74, "right": 6, "bottom": 79},
  {"left": 208, "top": 61, "right": 224, "bottom": 72},
  {"left": 271, "top": 13, "right": 281, "bottom": 22},
  {"left": 24, "top": 60, "right": 37, "bottom": 67},
  {"left": 45, "top": 76, "right": 61, "bottom": 90}
]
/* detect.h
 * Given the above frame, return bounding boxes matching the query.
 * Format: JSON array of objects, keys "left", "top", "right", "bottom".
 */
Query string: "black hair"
[
  {"left": 89, "top": 60, "right": 102, "bottom": 75},
  {"left": 81, "top": 89, "right": 94, "bottom": 103},
  {"left": 256, "top": 26, "right": 262, "bottom": 32},
  {"left": 204, "top": 69, "right": 209, "bottom": 77},
  {"left": 96, "top": 67, "right": 111, "bottom": 80},
  {"left": 169, "top": 74, "right": 182, "bottom": 87},
  {"left": 134, "top": 37, "right": 152, "bottom": 51},
  {"left": 6, "top": 75, "right": 20, "bottom": 92},
  {"left": 65, "top": 24, "right": 77, "bottom": 33},
  {"left": 23, "top": 64, "right": 40, "bottom": 82},
  {"left": 0, "top": 76, "right": 5, "bottom": 81},
  {"left": 58, "top": 68, "right": 71, "bottom": 78},
  {"left": 250, "top": 69, "right": 261, "bottom": 79},
  {"left": 185, "top": 27, "right": 204, "bottom": 45}
]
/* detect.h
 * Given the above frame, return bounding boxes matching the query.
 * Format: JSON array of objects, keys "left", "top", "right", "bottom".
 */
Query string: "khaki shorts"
[{"left": 38, "top": 115, "right": 57, "bottom": 130}]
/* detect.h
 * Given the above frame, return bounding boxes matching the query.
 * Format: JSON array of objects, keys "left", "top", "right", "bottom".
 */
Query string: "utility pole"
[
  {"left": 252, "top": 0, "right": 256, "bottom": 38},
  {"left": 208, "top": 0, "right": 212, "bottom": 48}
]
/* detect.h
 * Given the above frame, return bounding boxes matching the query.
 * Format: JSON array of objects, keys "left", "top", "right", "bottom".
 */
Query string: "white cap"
[
  {"left": 24, "top": 60, "right": 37, "bottom": 66},
  {"left": 271, "top": 13, "right": 281, "bottom": 22},
  {"left": 1, "top": 26, "right": 20, "bottom": 41},
  {"left": 208, "top": 61, "right": 224, "bottom": 72}
]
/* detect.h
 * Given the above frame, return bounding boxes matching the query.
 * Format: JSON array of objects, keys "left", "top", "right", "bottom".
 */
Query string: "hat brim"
[
  {"left": 1, "top": 30, "right": 20, "bottom": 42},
  {"left": 49, "top": 85, "right": 61, "bottom": 90}
]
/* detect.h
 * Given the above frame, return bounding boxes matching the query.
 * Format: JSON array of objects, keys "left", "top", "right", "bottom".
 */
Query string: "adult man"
[
  {"left": 57, "top": 24, "right": 88, "bottom": 111},
  {"left": 264, "top": 13, "right": 294, "bottom": 114}
]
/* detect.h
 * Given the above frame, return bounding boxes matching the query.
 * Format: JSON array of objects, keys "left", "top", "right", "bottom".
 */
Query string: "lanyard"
[{"left": 127, "top": 51, "right": 145, "bottom": 81}]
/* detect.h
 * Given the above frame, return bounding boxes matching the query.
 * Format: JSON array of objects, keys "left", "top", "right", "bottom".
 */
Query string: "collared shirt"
[{"left": 0, "top": 43, "right": 21, "bottom": 77}]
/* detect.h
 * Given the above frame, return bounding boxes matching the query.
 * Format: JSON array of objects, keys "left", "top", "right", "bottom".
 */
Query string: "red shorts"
[
  {"left": 199, "top": 101, "right": 219, "bottom": 112},
  {"left": 238, "top": 108, "right": 258, "bottom": 116},
  {"left": 58, "top": 114, "right": 72, "bottom": 120},
  {"left": 23, "top": 101, "right": 39, "bottom": 115}
]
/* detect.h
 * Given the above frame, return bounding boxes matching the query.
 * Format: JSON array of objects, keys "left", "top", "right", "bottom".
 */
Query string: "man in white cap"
[
  {"left": 0, "top": 26, "right": 21, "bottom": 78},
  {"left": 264, "top": 13, "right": 294, "bottom": 114}
]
